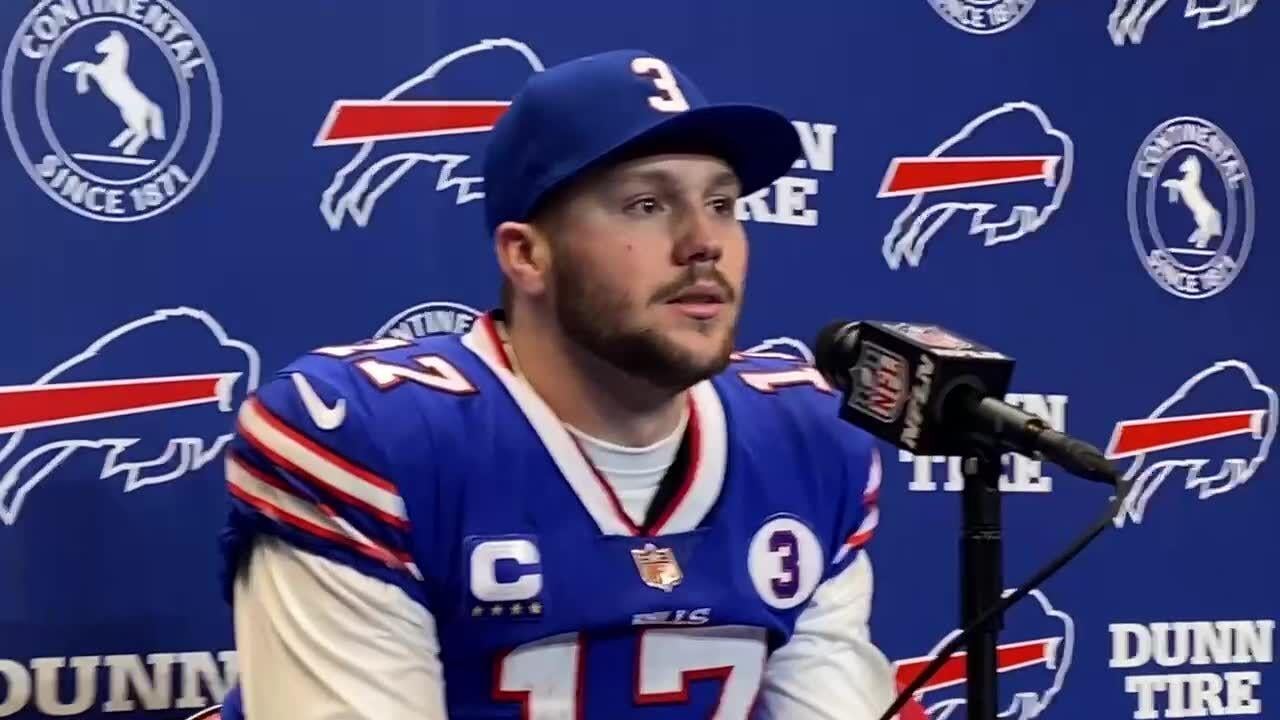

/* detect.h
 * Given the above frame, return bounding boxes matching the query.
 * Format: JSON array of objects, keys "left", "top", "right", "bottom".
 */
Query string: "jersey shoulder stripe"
[
  {"left": 220, "top": 349, "right": 430, "bottom": 607},
  {"left": 235, "top": 395, "right": 408, "bottom": 528},
  {"left": 225, "top": 451, "right": 420, "bottom": 580}
]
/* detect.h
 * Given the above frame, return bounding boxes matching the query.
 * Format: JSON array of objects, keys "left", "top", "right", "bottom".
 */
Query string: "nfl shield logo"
[
  {"left": 631, "top": 543, "right": 682, "bottom": 592},
  {"left": 850, "top": 341, "right": 909, "bottom": 424}
]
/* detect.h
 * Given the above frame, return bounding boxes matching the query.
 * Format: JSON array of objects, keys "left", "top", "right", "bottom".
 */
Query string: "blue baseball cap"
[{"left": 481, "top": 49, "right": 802, "bottom": 234}]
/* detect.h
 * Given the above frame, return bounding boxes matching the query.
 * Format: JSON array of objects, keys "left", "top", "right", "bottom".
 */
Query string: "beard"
[{"left": 551, "top": 258, "right": 738, "bottom": 391}]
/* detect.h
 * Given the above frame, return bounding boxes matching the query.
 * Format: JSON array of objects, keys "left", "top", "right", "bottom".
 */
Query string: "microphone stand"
[
  {"left": 870, "top": 390, "right": 1127, "bottom": 720},
  {"left": 960, "top": 443, "right": 1003, "bottom": 720}
]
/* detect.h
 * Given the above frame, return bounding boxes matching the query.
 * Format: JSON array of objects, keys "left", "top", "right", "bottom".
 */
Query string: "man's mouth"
[{"left": 666, "top": 283, "right": 727, "bottom": 320}]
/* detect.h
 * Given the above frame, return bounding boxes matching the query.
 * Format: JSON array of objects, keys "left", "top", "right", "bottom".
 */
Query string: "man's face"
[{"left": 543, "top": 153, "right": 748, "bottom": 390}]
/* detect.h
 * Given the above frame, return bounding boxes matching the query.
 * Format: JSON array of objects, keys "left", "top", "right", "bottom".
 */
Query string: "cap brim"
[{"left": 580, "top": 104, "right": 803, "bottom": 197}]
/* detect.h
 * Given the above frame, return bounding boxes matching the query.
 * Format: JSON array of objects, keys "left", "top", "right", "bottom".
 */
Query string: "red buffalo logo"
[
  {"left": 877, "top": 102, "right": 1073, "bottom": 270},
  {"left": 314, "top": 38, "right": 544, "bottom": 230},
  {"left": 0, "top": 308, "right": 259, "bottom": 525},
  {"left": 893, "top": 589, "right": 1072, "bottom": 720},
  {"left": 1106, "top": 360, "right": 1275, "bottom": 527}
]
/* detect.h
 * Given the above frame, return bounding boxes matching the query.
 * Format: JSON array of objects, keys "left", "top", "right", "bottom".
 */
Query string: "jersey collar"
[{"left": 461, "top": 312, "right": 727, "bottom": 537}]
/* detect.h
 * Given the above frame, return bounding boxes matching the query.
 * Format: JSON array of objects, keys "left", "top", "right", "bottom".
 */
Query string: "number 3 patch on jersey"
[{"left": 747, "top": 515, "right": 823, "bottom": 609}]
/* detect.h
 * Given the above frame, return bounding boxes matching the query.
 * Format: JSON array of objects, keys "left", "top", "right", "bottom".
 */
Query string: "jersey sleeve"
[
  {"left": 727, "top": 349, "right": 883, "bottom": 581},
  {"left": 825, "top": 428, "right": 882, "bottom": 581},
  {"left": 218, "top": 358, "right": 428, "bottom": 608},
  {"left": 232, "top": 535, "right": 447, "bottom": 720},
  {"left": 757, "top": 407, "right": 897, "bottom": 719},
  {"left": 755, "top": 552, "right": 899, "bottom": 719}
]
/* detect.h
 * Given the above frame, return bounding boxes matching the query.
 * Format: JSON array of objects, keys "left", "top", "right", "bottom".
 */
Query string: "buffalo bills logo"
[
  {"left": 314, "top": 38, "right": 543, "bottom": 230},
  {"left": 1106, "top": 360, "right": 1274, "bottom": 527},
  {"left": 894, "top": 589, "right": 1073, "bottom": 719},
  {"left": 877, "top": 102, "right": 1073, "bottom": 270},
  {"left": 735, "top": 337, "right": 815, "bottom": 364},
  {"left": 1108, "top": 0, "right": 1257, "bottom": 45},
  {"left": 0, "top": 308, "right": 258, "bottom": 525}
]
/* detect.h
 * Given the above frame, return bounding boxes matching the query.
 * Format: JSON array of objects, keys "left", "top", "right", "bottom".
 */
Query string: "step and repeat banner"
[{"left": 0, "top": 1, "right": 1273, "bottom": 718}]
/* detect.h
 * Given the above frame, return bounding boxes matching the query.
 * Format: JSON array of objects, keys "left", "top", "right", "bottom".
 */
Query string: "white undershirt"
[
  {"left": 565, "top": 409, "right": 688, "bottom": 527},
  {"left": 510, "top": 336, "right": 686, "bottom": 528}
]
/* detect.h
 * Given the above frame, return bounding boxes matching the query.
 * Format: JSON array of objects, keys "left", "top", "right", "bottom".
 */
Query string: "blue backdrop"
[{"left": 1, "top": 1, "right": 1274, "bottom": 718}]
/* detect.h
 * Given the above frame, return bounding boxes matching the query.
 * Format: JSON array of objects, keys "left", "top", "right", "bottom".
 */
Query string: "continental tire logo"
[{"left": 3, "top": 0, "right": 221, "bottom": 222}]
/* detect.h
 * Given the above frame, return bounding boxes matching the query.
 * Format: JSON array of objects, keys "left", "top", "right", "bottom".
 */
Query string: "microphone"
[
  {"left": 816, "top": 320, "right": 1130, "bottom": 720},
  {"left": 814, "top": 320, "right": 1116, "bottom": 485}
]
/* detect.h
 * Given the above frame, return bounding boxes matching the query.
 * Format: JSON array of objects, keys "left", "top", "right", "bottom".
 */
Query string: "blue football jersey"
[{"left": 219, "top": 312, "right": 882, "bottom": 719}]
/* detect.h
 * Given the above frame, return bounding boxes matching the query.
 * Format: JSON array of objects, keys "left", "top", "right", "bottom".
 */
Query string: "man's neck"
[{"left": 503, "top": 312, "right": 688, "bottom": 448}]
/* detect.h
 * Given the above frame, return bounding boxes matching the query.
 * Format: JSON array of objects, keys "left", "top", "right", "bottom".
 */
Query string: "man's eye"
[
  {"left": 627, "top": 198, "right": 662, "bottom": 215},
  {"left": 709, "top": 197, "right": 736, "bottom": 215}
]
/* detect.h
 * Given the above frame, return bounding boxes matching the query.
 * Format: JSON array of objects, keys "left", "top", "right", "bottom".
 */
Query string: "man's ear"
[{"left": 494, "top": 221, "right": 553, "bottom": 301}]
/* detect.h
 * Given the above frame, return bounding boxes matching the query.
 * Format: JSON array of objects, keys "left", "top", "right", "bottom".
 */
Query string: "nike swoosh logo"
[{"left": 290, "top": 372, "right": 346, "bottom": 430}]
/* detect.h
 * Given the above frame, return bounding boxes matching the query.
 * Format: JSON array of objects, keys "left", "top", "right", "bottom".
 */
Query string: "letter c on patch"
[{"left": 470, "top": 539, "right": 542, "bottom": 602}]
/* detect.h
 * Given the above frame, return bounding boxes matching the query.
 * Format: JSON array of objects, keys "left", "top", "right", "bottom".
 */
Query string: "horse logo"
[
  {"left": 63, "top": 30, "right": 166, "bottom": 157},
  {"left": 3, "top": 0, "right": 221, "bottom": 222},
  {"left": 1126, "top": 116, "right": 1253, "bottom": 299},
  {"left": 1160, "top": 156, "right": 1222, "bottom": 249}
]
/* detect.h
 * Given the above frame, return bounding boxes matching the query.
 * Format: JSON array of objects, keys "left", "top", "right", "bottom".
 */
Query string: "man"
[{"left": 215, "top": 49, "right": 900, "bottom": 719}]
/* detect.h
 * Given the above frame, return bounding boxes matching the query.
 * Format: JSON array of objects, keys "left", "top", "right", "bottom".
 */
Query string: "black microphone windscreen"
[{"left": 813, "top": 320, "right": 857, "bottom": 387}]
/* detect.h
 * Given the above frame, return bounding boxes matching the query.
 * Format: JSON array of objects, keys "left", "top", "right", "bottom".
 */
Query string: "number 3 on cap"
[{"left": 631, "top": 57, "right": 690, "bottom": 113}]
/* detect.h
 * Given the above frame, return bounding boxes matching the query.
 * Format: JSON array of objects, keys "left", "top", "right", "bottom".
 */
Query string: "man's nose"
[{"left": 673, "top": 205, "right": 724, "bottom": 265}]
